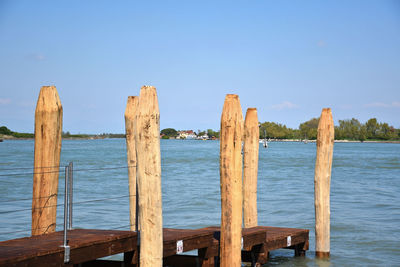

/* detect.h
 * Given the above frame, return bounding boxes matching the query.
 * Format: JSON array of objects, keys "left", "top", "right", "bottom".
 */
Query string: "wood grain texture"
[
  {"left": 32, "top": 86, "right": 63, "bottom": 236},
  {"left": 162, "top": 228, "right": 216, "bottom": 257},
  {"left": 125, "top": 96, "right": 139, "bottom": 231},
  {"left": 314, "top": 108, "right": 334, "bottom": 257},
  {"left": 1, "top": 226, "right": 309, "bottom": 267},
  {"left": 219, "top": 94, "right": 243, "bottom": 267},
  {"left": 0, "top": 229, "right": 137, "bottom": 267},
  {"left": 205, "top": 225, "right": 309, "bottom": 265},
  {"left": 243, "top": 108, "right": 259, "bottom": 228},
  {"left": 135, "top": 86, "right": 163, "bottom": 267}
]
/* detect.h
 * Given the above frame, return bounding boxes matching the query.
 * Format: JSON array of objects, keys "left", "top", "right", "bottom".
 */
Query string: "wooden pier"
[
  {"left": 0, "top": 226, "right": 308, "bottom": 267},
  {"left": 0, "top": 87, "right": 329, "bottom": 267}
]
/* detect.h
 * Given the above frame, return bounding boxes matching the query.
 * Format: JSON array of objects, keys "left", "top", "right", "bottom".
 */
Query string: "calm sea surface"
[{"left": 0, "top": 139, "right": 399, "bottom": 266}]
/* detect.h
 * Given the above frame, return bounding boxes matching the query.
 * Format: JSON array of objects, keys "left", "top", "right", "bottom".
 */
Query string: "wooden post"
[
  {"left": 125, "top": 96, "right": 139, "bottom": 231},
  {"left": 135, "top": 86, "right": 162, "bottom": 267},
  {"left": 32, "top": 86, "right": 63, "bottom": 236},
  {"left": 314, "top": 108, "right": 334, "bottom": 258},
  {"left": 243, "top": 108, "right": 259, "bottom": 228},
  {"left": 220, "top": 94, "right": 244, "bottom": 267}
]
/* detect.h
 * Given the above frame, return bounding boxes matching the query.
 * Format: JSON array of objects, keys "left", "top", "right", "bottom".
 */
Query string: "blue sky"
[{"left": 1, "top": 0, "right": 399, "bottom": 133}]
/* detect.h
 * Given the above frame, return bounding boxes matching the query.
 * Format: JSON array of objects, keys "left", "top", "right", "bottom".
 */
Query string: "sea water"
[{"left": 0, "top": 139, "right": 399, "bottom": 266}]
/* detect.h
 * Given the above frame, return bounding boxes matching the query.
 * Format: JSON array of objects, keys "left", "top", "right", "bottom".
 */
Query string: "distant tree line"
[
  {"left": 98, "top": 133, "right": 125, "bottom": 138},
  {"left": 260, "top": 117, "right": 399, "bottom": 141},
  {"left": 259, "top": 122, "right": 300, "bottom": 140},
  {"left": 335, "top": 118, "right": 398, "bottom": 141},
  {"left": 3, "top": 117, "right": 399, "bottom": 141},
  {"left": 0, "top": 126, "right": 127, "bottom": 139},
  {"left": 194, "top": 129, "right": 217, "bottom": 138},
  {"left": 160, "top": 117, "right": 399, "bottom": 141},
  {"left": 0, "top": 126, "right": 34, "bottom": 138},
  {"left": 62, "top": 131, "right": 91, "bottom": 138},
  {"left": 62, "top": 132, "right": 126, "bottom": 138}
]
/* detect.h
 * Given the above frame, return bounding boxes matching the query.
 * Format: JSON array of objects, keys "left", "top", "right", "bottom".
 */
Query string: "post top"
[
  {"left": 125, "top": 96, "right": 139, "bottom": 117},
  {"left": 36, "top": 86, "right": 62, "bottom": 112},
  {"left": 226, "top": 94, "right": 239, "bottom": 99},
  {"left": 141, "top": 85, "right": 156, "bottom": 90},
  {"left": 138, "top": 85, "right": 159, "bottom": 115}
]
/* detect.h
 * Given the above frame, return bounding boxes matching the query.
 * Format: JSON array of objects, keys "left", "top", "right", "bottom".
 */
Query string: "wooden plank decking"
[
  {"left": 0, "top": 229, "right": 137, "bottom": 267},
  {"left": 0, "top": 226, "right": 309, "bottom": 267},
  {"left": 204, "top": 226, "right": 309, "bottom": 266}
]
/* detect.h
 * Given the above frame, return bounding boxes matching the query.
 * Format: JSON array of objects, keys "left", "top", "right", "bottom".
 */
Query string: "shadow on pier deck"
[{"left": 0, "top": 226, "right": 308, "bottom": 267}]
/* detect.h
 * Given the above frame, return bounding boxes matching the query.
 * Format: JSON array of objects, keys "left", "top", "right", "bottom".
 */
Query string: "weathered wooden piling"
[
  {"left": 243, "top": 108, "right": 259, "bottom": 228},
  {"left": 314, "top": 108, "right": 334, "bottom": 258},
  {"left": 32, "top": 86, "right": 63, "bottom": 236},
  {"left": 125, "top": 96, "right": 139, "bottom": 231},
  {"left": 220, "top": 94, "right": 244, "bottom": 267},
  {"left": 135, "top": 86, "right": 163, "bottom": 266}
]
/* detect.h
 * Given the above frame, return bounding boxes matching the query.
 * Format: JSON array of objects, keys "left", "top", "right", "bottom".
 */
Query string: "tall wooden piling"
[
  {"left": 135, "top": 86, "right": 162, "bottom": 266},
  {"left": 314, "top": 108, "right": 334, "bottom": 258},
  {"left": 125, "top": 96, "right": 139, "bottom": 231},
  {"left": 220, "top": 94, "right": 244, "bottom": 267},
  {"left": 243, "top": 108, "right": 259, "bottom": 228},
  {"left": 32, "top": 86, "right": 63, "bottom": 236}
]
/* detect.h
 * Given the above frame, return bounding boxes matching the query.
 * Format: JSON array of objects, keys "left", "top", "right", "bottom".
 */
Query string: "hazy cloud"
[
  {"left": 365, "top": 102, "right": 400, "bottom": 108},
  {"left": 18, "top": 101, "right": 35, "bottom": 107},
  {"left": 26, "top": 53, "right": 46, "bottom": 61},
  {"left": 317, "top": 40, "right": 326, "bottom": 47},
  {"left": 339, "top": 104, "right": 353, "bottom": 110},
  {"left": 393, "top": 101, "right": 400, "bottom": 107},
  {"left": 270, "top": 101, "right": 299, "bottom": 110},
  {"left": 83, "top": 103, "right": 97, "bottom": 109},
  {"left": 0, "top": 98, "right": 11, "bottom": 105}
]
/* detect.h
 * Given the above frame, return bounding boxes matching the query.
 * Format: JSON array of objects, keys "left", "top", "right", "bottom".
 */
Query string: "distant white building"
[
  {"left": 196, "top": 133, "right": 209, "bottom": 140},
  {"left": 177, "top": 130, "right": 197, "bottom": 140}
]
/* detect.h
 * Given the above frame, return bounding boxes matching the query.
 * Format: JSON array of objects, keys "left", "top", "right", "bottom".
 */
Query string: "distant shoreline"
[
  {"left": 273, "top": 139, "right": 400, "bottom": 144},
  {"left": 0, "top": 135, "right": 110, "bottom": 141},
  {"left": 1, "top": 135, "right": 399, "bottom": 144}
]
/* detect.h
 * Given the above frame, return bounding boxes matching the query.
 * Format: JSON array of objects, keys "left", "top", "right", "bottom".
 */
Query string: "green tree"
[
  {"left": 334, "top": 125, "right": 343, "bottom": 140},
  {"left": 365, "top": 118, "right": 378, "bottom": 139},
  {"left": 62, "top": 131, "right": 71, "bottom": 137},
  {"left": 299, "top": 118, "right": 319, "bottom": 140},
  {"left": 359, "top": 125, "right": 367, "bottom": 142},
  {"left": 0, "top": 126, "right": 12, "bottom": 135},
  {"left": 259, "top": 122, "right": 296, "bottom": 139},
  {"left": 160, "top": 128, "right": 177, "bottom": 138},
  {"left": 336, "top": 118, "right": 363, "bottom": 140},
  {"left": 207, "top": 129, "right": 220, "bottom": 138},
  {"left": 377, "top": 123, "right": 397, "bottom": 140}
]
